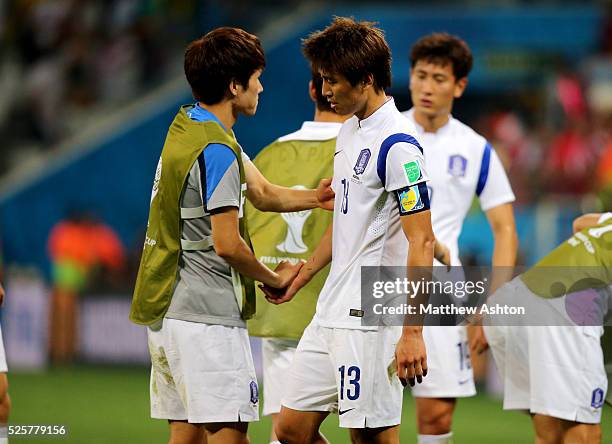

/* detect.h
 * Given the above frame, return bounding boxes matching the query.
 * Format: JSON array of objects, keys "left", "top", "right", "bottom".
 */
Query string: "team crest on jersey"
[
  {"left": 448, "top": 155, "right": 467, "bottom": 177},
  {"left": 591, "top": 388, "right": 604, "bottom": 409},
  {"left": 353, "top": 149, "right": 371, "bottom": 175},
  {"left": 397, "top": 185, "right": 424, "bottom": 215}
]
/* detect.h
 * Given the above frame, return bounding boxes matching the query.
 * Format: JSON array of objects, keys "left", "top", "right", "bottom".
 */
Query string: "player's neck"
[
  {"left": 356, "top": 91, "right": 388, "bottom": 120},
  {"left": 314, "top": 108, "right": 350, "bottom": 123},
  {"left": 413, "top": 110, "right": 450, "bottom": 133},
  {"left": 199, "top": 101, "right": 236, "bottom": 130}
]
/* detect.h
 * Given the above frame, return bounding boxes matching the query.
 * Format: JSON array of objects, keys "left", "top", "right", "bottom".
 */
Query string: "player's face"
[
  {"left": 409, "top": 61, "right": 466, "bottom": 119},
  {"left": 320, "top": 71, "right": 367, "bottom": 116},
  {"left": 233, "top": 69, "right": 264, "bottom": 116}
]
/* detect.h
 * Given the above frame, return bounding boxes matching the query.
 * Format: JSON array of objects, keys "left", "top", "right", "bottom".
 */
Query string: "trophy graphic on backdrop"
[{"left": 277, "top": 185, "right": 312, "bottom": 254}]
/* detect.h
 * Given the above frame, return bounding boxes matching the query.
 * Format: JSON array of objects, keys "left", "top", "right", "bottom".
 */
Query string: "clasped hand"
[{"left": 259, "top": 260, "right": 310, "bottom": 305}]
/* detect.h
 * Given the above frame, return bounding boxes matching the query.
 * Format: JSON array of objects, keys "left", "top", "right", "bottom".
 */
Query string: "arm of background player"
[
  {"left": 0, "top": 283, "right": 4, "bottom": 306},
  {"left": 469, "top": 202, "right": 518, "bottom": 355},
  {"left": 263, "top": 223, "right": 333, "bottom": 305},
  {"left": 396, "top": 210, "right": 435, "bottom": 386},
  {"left": 244, "top": 159, "right": 334, "bottom": 212},
  {"left": 486, "top": 202, "right": 518, "bottom": 292},
  {"left": 572, "top": 213, "right": 605, "bottom": 233},
  {"left": 211, "top": 207, "right": 303, "bottom": 288}
]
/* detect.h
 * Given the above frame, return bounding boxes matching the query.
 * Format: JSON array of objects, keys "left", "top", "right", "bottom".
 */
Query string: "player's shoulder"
[
  {"left": 204, "top": 142, "right": 237, "bottom": 160},
  {"left": 336, "top": 117, "right": 358, "bottom": 141},
  {"left": 379, "top": 111, "right": 422, "bottom": 153},
  {"left": 448, "top": 116, "right": 488, "bottom": 152}
]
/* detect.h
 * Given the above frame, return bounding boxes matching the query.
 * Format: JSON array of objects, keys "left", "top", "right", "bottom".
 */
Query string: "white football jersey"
[
  {"left": 315, "top": 98, "right": 429, "bottom": 330},
  {"left": 402, "top": 109, "right": 515, "bottom": 265}
]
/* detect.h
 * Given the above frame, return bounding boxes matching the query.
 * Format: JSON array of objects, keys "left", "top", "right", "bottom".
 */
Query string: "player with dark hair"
[
  {"left": 402, "top": 33, "right": 517, "bottom": 443},
  {"left": 268, "top": 17, "right": 435, "bottom": 444},
  {"left": 131, "top": 27, "right": 334, "bottom": 444},
  {"left": 246, "top": 70, "right": 350, "bottom": 444}
]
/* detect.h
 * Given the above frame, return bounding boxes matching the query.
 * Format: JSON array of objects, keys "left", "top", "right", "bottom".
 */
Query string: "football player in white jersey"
[
  {"left": 263, "top": 17, "right": 436, "bottom": 444},
  {"left": 402, "top": 33, "right": 518, "bottom": 444}
]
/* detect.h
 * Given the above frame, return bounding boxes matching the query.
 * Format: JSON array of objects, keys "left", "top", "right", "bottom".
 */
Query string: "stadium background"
[{"left": 0, "top": 0, "right": 611, "bottom": 442}]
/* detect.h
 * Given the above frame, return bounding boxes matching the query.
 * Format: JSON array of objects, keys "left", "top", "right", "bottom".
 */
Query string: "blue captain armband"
[{"left": 395, "top": 182, "right": 430, "bottom": 216}]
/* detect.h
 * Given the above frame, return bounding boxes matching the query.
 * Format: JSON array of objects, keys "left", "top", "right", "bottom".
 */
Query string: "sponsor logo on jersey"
[
  {"left": 403, "top": 160, "right": 423, "bottom": 184},
  {"left": 353, "top": 148, "right": 371, "bottom": 175},
  {"left": 591, "top": 388, "right": 604, "bottom": 409},
  {"left": 398, "top": 186, "right": 424, "bottom": 215},
  {"left": 250, "top": 380, "right": 259, "bottom": 404},
  {"left": 448, "top": 154, "right": 467, "bottom": 177}
]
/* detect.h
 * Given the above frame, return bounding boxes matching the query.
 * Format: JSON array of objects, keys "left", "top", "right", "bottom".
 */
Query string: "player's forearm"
[
  {"left": 216, "top": 239, "right": 281, "bottom": 287},
  {"left": 403, "top": 234, "right": 435, "bottom": 333},
  {"left": 256, "top": 184, "right": 319, "bottom": 212},
  {"left": 300, "top": 224, "right": 333, "bottom": 280},
  {"left": 572, "top": 213, "right": 602, "bottom": 233},
  {"left": 489, "top": 225, "right": 518, "bottom": 294},
  {"left": 491, "top": 226, "right": 518, "bottom": 267}
]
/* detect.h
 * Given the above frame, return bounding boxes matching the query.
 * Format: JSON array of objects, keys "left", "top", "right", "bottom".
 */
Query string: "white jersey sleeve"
[
  {"left": 383, "top": 142, "right": 428, "bottom": 192},
  {"left": 477, "top": 147, "right": 515, "bottom": 212},
  {"left": 597, "top": 212, "right": 612, "bottom": 224}
]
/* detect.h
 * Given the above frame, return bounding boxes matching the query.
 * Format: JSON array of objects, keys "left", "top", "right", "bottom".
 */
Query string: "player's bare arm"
[
  {"left": 263, "top": 223, "right": 333, "bottom": 305},
  {"left": 469, "top": 202, "right": 518, "bottom": 354},
  {"left": 211, "top": 207, "right": 303, "bottom": 288},
  {"left": 572, "top": 213, "right": 604, "bottom": 233},
  {"left": 397, "top": 210, "right": 435, "bottom": 387},
  {"left": 0, "top": 283, "right": 4, "bottom": 307},
  {"left": 244, "top": 160, "right": 334, "bottom": 212}
]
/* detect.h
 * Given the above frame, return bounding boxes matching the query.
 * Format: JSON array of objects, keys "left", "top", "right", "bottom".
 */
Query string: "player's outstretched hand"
[
  {"left": 395, "top": 328, "right": 428, "bottom": 387},
  {"left": 316, "top": 178, "right": 335, "bottom": 211},
  {"left": 468, "top": 324, "right": 489, "bottom": 355}
]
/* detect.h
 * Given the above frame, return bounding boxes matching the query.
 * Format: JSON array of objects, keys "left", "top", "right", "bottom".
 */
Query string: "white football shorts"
[
  {"left": 262, "top": 337, "right": 299, "bottom": 416},
  {"left": 485, "top": 279, "right": 608, "bottom": 424},
  {"left": 281, "top": 320, "right": 403, "bottom": 429},
  {"left": 148, "top": 318, "right": 259, "bottom": 423},
  {"left": 411, "top": 325, "right": 476, "bottom": 398}
]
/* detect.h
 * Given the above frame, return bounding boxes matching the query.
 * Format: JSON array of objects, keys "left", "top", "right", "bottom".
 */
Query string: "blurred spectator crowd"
[
  {"left": 0, "top": 0, "right": 211, "bottom": 175},
  {"left": 475, "top": 7, "right": 612, "bottom": 209}
]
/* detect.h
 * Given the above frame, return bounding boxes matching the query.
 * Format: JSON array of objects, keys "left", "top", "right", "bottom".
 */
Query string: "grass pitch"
[{"left": 8, "top": 365, "right": 611, "bottom": 443}]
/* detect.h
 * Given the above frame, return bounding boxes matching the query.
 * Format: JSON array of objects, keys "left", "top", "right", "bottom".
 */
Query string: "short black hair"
[
  {"left": 184, "top": 27, "right": 265, "bottom": 105},
  {"left": 410, "top": 32, "right": 473, "bottom": 80}
]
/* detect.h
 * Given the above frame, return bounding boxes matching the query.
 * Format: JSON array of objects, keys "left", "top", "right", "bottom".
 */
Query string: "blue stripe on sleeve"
[
  {"left": 476, "top": 142, "right": 492, "bottom": 196},
  {"left": 377, "top": 133, "right": 424, "bottom": 186},
  {"left": 203, "top": 144, "right": 237, "bottom": 202}
]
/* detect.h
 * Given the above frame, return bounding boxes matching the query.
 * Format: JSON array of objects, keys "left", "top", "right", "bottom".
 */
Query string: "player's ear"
[
  {"left": 308, "top": 80, "right": 317, "bottom": 103},
  {"left": 229, "top": 78, "right": 240, "bottom": 97},
  {"left": 362, "top": 73, "right": 375, "bottom": 90},
  {"left": 454, "top": 77, "right": 468, "bottom": 98}
]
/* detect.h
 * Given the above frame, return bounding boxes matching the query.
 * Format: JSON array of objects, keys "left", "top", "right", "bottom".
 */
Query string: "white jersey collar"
[
  {"left": 357, "top": 97, "right": 396, "bottom": 131},
  {"left": 405, "top": 107, "right": 453, "bottom": 136},
  {"left": 277, "top": 121, "right": 342, "bottom": 142}
]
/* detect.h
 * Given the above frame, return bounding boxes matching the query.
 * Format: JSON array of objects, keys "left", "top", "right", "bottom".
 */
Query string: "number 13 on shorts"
[{"left": 338, "top": 365, "right": 361, "bottom": 400}]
